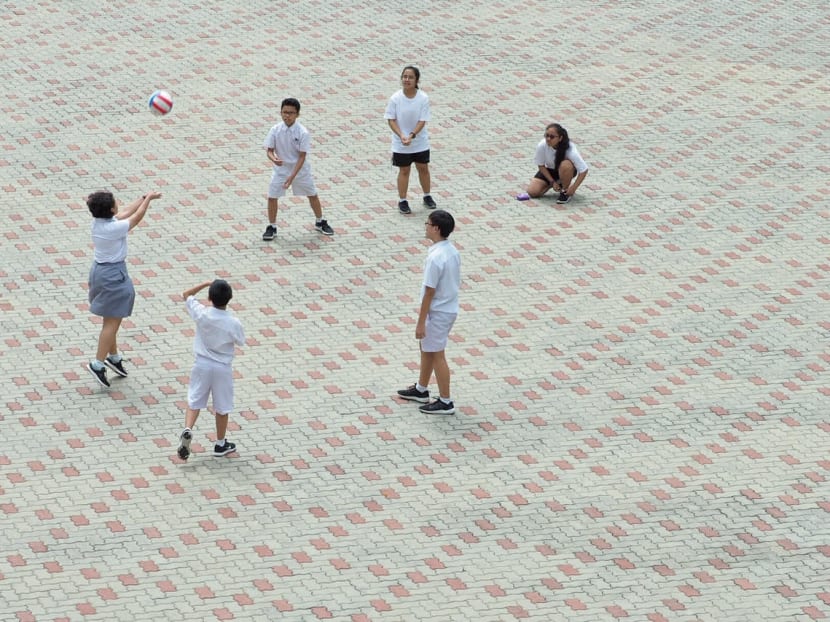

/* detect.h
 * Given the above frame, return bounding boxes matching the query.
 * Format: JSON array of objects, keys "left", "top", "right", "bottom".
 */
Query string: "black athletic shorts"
[{"left": 392, "top": 150, "right": 430, "bottom": 167}]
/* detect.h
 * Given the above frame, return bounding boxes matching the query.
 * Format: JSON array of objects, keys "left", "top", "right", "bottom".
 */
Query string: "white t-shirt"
[
  {"left": 422, "top": 240, "right": 461, "bottom": 314},
  {"left": 186, "top": 297, "right": 245, "bottom": 366},
  {"left": 384, "top": 89, "right": 431, "bottom": 153},
  {"left": 91, "top": 218, "right": 130, "bottom": 263},
  {"left": 534, "top": 140, "right": 589, "bottom": 173},
  {"left": 263, "top": 121, "right": 312, "bottom": 168}
]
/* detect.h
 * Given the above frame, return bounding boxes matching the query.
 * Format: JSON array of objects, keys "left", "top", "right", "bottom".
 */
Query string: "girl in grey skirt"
[{"left": 86, "top": 190, "right": 162, "bottom": 387}]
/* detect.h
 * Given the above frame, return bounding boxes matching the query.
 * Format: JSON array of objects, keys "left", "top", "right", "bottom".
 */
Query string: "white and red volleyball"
[{"left": 148, "top": 90, "right": 173, "bottom": 116}]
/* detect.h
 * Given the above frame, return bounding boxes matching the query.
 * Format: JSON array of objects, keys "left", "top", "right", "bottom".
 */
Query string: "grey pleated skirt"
[{"left": 88, "top": 261, "right": 136, "bottom": 318}]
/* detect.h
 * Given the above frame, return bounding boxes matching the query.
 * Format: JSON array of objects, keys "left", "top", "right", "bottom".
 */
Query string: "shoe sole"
[
  {"left": 315, "top": 229, "right": 334, "bottom": 236},
  {"left": 86, "top": 365, "right": 110, "bottom": 388},
  {"left": 398, "top": 394, "right": 430, "bottom": 403},
  {"left": 262, "top": 236, "right": 275, "bottom": 241},
  {"left": 177, "top": 431, "right": 192, "bottom": 460},
  {"left": 420, "top": 406, "right": 456, "bottom": 415},
  {"left": 213, "top": 446, "right": 237, "bottom": 457},
  {"left": 103, "top": 360, "right": 128, "bottom": 377},
  {"left": 424, "top": 202, "right": 437, "bottom": 209}
]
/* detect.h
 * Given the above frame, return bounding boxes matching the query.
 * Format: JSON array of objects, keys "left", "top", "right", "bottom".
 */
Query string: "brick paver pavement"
[{"left": 2, "top": 1, "right": 828, "bottom": 620}]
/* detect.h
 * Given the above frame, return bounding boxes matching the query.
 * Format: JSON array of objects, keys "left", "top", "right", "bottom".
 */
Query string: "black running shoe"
[
  {"left": 397, "top": 384, "right": 430, "bottom": 403},
  {"left": 398, "top": 200, "right": 411, "bottom": 215},
  {"left": 419, "top": 400, "right": 456, "bottom": 415},
  {"left": 104, "top": 357, "right": 128, "bottom": 377},
  {"left": 177, "top": 429, "right": 192, "bottom": 461},
  {"left": 423, "top": 195, "right": 437, "bottom": 209},
  {"left": 556, "top": 192, "right": 571, "bottom": 204},
  {"left": 87, "top": 363, "right": 110, "bottom": 388},
  {"left": 262, "top": 224, "right": 277, "bottom": 241},
  {"left": 315, "top": 219, "right": 334, "bottom": 236},
  {"left": 213, "top": 441, "right": 237, "bottom": 457}
]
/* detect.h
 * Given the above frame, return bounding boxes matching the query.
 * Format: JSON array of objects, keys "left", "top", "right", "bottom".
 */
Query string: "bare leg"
[
  {"left": 215, "top": 412, "right": 229, "bottom": 440},
  {"left": 308, "top": 195, "right": 323, "bottom": 219},
  {"left": 559, "top": 161, "right": 576, "bottom": 192},
  {"left": 397, "top": 166, "right": 412, "bottom": 199},
  {"left": 185, "top": 408, "right": 200, "bottom": 430},
  {"left": 431, "top": 350, "right": 451, "bottom": 399},
  {"left": 414, "top": 162, "right": 431, "bottom": 195},
  {"left": 526, "top": 177, "right": 552, "bottom": 198},
  {"left": 267, "top": 197, "right": 279, "bottom": 222},
  {"left": 96, "top": 317, "right": 123, "bottom": 362},
  {"left": 419, "top": 349, "right": 435, "bottom": 388}
]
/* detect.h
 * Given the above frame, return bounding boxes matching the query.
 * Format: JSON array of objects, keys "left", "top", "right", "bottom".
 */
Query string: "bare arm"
[
  {"left": 117, "top": 191, "right": 161, "bottom": 230},
  {"left": 566, "top": 170, "right": 588, "bottom": 196},
  {"left": 416, "top": 287, "right": 436, "bottom": 339},
  {"left": 182, "top": 280, "right": 212, "bottom": 300},
  {"left": 284, "top": 151, "right": 307, "bottom": 187},
  {"left": 266, "top": 147, "right": 283, "bottom": 166}
]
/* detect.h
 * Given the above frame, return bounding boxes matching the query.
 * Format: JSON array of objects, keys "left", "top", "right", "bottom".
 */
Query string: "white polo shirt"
[
  {"left": 186, "top": 297, "right": 245, "bottom": 366},
  {"left": 91, "top": 218, "right": 130, "bottom": 263},
  {"left": 263, "top": 121, "right": 311, "bottom": 168},
  {"left": 422, "top": 239, "right": 461, "bottom": 314}
]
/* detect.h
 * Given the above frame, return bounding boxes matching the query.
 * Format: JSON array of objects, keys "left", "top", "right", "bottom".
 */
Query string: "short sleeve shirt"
[
  {"left": 534, "top": 140, "right": 589, "bottom": 174},
  {"left": 421, "top": 240, "right": 461, "bottom": 314},
  {"left": 384, "top": 89, "right": 431, "bottom": 153},
  {"left": 186, "top": 297, "right": 246, "bottom": 365},
  {"left": 263, "top": 121, "right": 311, "bottom": 168},
  {"left": 91, "top": 217, "right": 130, "bottom": 263}
]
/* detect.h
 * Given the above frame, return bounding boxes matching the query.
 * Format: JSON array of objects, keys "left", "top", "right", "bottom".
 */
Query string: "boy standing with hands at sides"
[
  {"left": 177, "top": 279, "right": 245, "bottom": 461},
  {"left": 397, "top": 210, "right": 461, "bottom": 415},
  {"left": 262, "top": 97, "right": 334, "bottom": 241}
]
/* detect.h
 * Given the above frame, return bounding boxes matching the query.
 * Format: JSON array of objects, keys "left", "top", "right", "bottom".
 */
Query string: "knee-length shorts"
[{"left": 188, "top": 357, "right": 235, "bottom": 414}]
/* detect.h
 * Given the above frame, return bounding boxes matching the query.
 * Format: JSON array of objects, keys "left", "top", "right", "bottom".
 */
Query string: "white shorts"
[
  {"left": 421, "top": 310, "right": 457, "bottom": 353},
  {"left": 268, "top": 165, "right": 318, "bottom": 198},
  {"left": 188, "top": 357, "right": 234, "bottom": 414}
]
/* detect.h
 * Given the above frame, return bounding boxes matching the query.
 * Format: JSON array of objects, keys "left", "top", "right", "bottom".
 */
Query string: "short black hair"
[
  {"left": 87, "top": 191, "right": 115, "bottom": 218},
  {"left": 281, "top": 97, "right": 301, "bottom": 113},
  {"left": 428, "top": 209, "right": 455, "bottom": 238},
  {"left": 208, "top": 279, "right": 233, "bottom": 308}
]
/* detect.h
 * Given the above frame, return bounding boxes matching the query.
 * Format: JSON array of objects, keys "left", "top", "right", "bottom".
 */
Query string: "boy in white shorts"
[
  {"left": 261, "top": 97, "right": 334, "bottom": 241},
  {"left": 177, "top": 279, "right": 245, "bottom": 460},
  {"left": 397, "top": 210, "right": 461, "bottom": 415}
]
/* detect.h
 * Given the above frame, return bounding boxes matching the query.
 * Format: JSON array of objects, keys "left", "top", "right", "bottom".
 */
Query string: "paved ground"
[{"left": 1, "top": 1, "right": 829, "bottom": 620}]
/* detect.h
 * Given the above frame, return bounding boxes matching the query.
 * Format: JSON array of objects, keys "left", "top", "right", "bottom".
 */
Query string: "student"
[
  {"left": 86, "top": 190, "right": 162, "bottom": 388},
  {"left": 397, "top": 210, "right": 461, "bottom": 415},
  {"left": 177, "top": 279, "right": 245, "bottom": 460},
  {"left": 261, "top": 97, "right": 333, "bottom": 241},
  {"left": 384, "top": 65, "right": 437, "bottom": 215},
  {"left": 516, "top": 123, "right": 589, "bottom": 203}
]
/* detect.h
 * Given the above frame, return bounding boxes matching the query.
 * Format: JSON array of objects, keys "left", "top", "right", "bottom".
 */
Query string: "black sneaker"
[
  {"left": 419, "top": 400, "right": 455, "bottom": 415},
  {"left": 397, "top": 384, "right": 430, "bottom": 403},
  {"left": 398, "top": 200, "right": 411, "bottom": 215},
  {"left": 87, "top": 363, "right": 110, "bottom": 388},
  {"left": 177, "top": 429, "right": 192, "bottom": 461},
  {"left": 213, "top": 441, "right": 237, "bottom": 457},
  {"left": 315, "top": 220, "right": 334, "bottom": 236},
  {"left": 262, "top": 224, "right": 277, "bottom": 241},
  {"left": 556, "top": 192, "right": 571, "bottom": 204},
  {"left": 104, "top": 357, "right": 128, "bottom": 377},
  {"left": 423, "top": 195, "right": 437, "bottom": 209}
]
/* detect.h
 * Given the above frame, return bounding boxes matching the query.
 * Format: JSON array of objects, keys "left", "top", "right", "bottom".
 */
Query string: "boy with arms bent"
[{"left": 177, "top": 279, "right": 245, "bottom": 460}]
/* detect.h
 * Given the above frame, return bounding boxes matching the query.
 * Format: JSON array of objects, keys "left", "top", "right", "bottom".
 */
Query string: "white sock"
[
  {"left": 108, "top": 354, "right": 122, "bottom": 363},
  {"left": 216, "top": 438, "right": 225, "bottom": 447},
  {"left": 439, "top": 396, "right": 452, "bottom": 404},
  {"left": 91, "top": 360, "right": 104, "bottom": 370},
  {"left": 416, "top": 383, "right": 428, "bottom": 393}
]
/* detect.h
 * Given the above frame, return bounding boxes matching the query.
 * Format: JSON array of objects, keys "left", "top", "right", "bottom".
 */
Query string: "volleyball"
[{"left": 148, "top": 90, "right": 173, "bottom": 116}]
